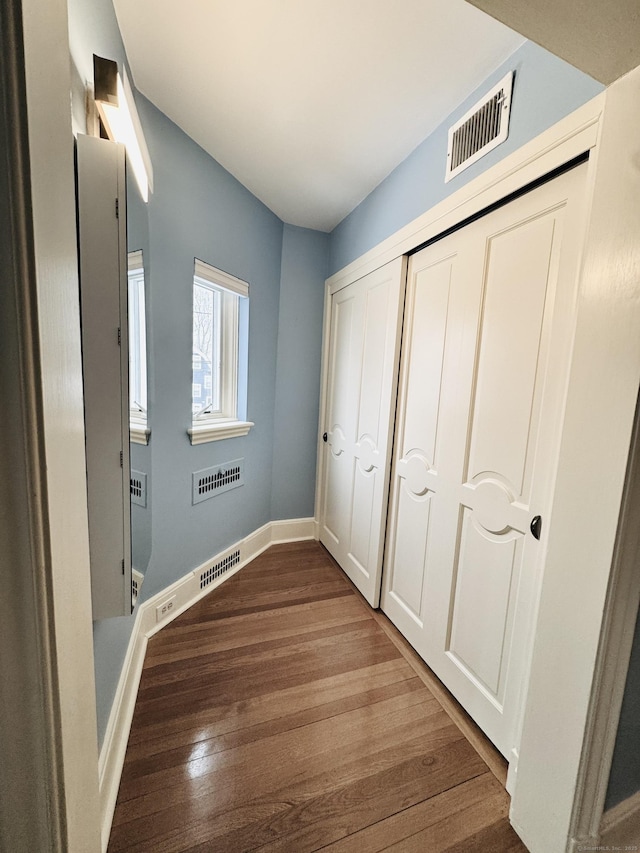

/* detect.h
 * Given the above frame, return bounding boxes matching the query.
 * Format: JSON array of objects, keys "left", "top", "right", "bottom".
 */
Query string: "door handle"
[
  {"left": 322, "top": 432, "right": 328, "bottom": 443},
  {"left": 530, "top": 515, "right": 542, "bottom": 540}
]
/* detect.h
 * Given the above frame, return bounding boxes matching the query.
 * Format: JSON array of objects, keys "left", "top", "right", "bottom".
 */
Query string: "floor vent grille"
[
  {"left": 130, "top": 471, "right": 147, "bottom": 507},
  {"left": 446, "top": 71, "right": 513, "bottom": 182},
  {"left": 199, "top": 549, "right": 241, "bottom": 589},
  {"left": 192, "top": 459, "right": 244, "bottom": 504}
]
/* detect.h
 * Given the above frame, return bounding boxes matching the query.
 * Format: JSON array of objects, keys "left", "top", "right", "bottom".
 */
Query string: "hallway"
[{"left": 108, "top": 541, "right": 526, "bottom": 851}]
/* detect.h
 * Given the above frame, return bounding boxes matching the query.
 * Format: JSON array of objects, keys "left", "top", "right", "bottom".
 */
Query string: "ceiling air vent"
[{"left": 445, "top": 72, "right": 513, "bottom": 183}]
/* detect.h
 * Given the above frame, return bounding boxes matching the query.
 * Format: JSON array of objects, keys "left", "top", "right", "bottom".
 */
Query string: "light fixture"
[{"left": 93, "top": 55, "right": 153, "bottom": 203}]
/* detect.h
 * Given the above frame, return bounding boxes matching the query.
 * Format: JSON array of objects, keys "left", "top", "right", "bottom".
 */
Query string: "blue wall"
[
  {"left": 328, "top": 40, "right": 603, "bottom": 276},
  {"left": 271, "top": 225, "right": 329, "bottom": 520},
  {"left": 137, "top": 96, "right": 285, "bottom": 601},
  {"left": 606, "top": 608, "right": 640, "bottom": 809}
]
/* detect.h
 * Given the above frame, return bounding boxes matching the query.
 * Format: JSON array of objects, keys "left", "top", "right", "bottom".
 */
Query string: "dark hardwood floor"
[{"left": 108, "top": 541, "right": 528, "bottom": 852}]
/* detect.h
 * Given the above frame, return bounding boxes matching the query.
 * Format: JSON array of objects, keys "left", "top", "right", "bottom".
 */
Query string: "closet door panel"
[
  {"left": 382, "top": 163, "right": 588, "bottom": 759},
  {"left": 446, "top": 212, "right": 563, "bottom": 713},
  {"left": 319, "top": 258, "right": 405, "bottom": 607}
]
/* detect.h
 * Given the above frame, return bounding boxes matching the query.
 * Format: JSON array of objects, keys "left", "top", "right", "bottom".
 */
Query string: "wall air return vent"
[
  {"left": 192, "top": 458, "right": 244, "bottom": 504},
  {"left": 199, "top": 549, "right": 241, "bottom": 589},
  {"left": 131, "top": 568, "right": 144, "bottom": 608},
  {"left": 130, "top": 471, "right": 147, "bottom": 507},
  {"left": 445, "top": 72, "right": 513, "bottom": 183}
]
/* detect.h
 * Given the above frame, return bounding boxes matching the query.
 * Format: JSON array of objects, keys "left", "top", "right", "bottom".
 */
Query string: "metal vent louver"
[
  {"left": 199, "top": 549, "right": 241, "bottom": 589},
  {"left": 192, "top": 459, "right": 244, "bottom": 504},
  {"left": 131, "top": 568, "right": 144, "bottom": 608},
  {"left": 446, "top": 72, "right": 513, "bottom": 182},
  {"left": 130, "top": 471, "right": 147, "bottom": 507}
]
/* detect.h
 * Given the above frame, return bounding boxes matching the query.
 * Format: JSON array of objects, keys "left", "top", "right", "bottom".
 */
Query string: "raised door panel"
[
  {"left": 349, "top": 278, "right": 393, "bottom": 577},
  {"left": 321, "top": 290, "right": 360, "bottom": 556}
]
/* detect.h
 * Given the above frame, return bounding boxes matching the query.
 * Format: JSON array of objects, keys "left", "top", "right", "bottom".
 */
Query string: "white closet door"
[
  {"left": 319, "top": 258, "right": 405, "bottom": 606},
  {"left": 382, "top": 163, "right": 587, "bottom": 758}
]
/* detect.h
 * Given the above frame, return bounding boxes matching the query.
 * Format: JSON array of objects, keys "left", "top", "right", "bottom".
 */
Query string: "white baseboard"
[
  {"left": 98, "top": 517, "right": 316, "bottom": 851},
  {"left": 600, "top": 790, "right": 640, "bottom": 847},
  {"left": 98, "top": 603, "right": 148, "bottom": 852}
]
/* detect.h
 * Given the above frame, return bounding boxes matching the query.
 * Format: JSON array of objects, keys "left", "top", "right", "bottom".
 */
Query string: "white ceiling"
[{"left": 113, "top": 0, "right": 524, "bottom": 232}]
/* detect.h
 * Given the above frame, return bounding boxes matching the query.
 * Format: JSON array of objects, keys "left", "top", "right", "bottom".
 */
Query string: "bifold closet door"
[
  {"left": 319, "top": 258, "right": 405, "bottom": 607},
  {"left": 381, "top": 163, "right": 587, "bottom": 759}
]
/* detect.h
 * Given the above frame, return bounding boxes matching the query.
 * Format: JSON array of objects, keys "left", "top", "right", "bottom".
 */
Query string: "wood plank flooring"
[{"left": 108, "top": 541, "right": 528, "bottom": 852}]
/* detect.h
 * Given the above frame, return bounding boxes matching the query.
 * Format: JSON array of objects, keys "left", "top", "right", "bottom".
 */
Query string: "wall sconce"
[{"left": 93, "top": 54, "right": 153, "bottom": 203}]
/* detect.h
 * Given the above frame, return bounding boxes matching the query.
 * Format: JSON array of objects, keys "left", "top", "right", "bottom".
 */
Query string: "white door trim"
[
  {"left": 316, "top": 76, "right": 640, "bottom": 853},
  {"left": 18, "top": 0, "right": 102, "bottom": 849},
  {"left": 512, "top": 66, "right": 640, "bottom": 853},
  {"left": 567, "top": 395, "right": 640, "bottom": 851}
]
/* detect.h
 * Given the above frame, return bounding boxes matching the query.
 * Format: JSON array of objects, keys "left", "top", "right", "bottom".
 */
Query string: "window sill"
[
  {"left": 130, "top": 422, "right": 150, "bottom": 445},
  {"left": 188, "top": 420, "right": 254, "bottom": 445}
]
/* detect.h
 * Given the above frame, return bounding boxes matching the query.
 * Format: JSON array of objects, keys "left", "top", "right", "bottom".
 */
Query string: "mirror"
[{"left": 126, "top": 163, "right": 151, "bottom": 606}]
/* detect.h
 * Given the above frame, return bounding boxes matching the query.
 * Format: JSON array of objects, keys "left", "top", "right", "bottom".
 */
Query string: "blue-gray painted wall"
[
  {"left": 137, "top": 95, "right": 286, "bottom": 602},
  {"left": 606, "top": 608, "right": 640, "bottom": 809},
  {"left": 328, "top": 40, "right": 603, "bottom": 276},
  {"left": 271, "top": 225, "right": 329, "bottom": 520}
]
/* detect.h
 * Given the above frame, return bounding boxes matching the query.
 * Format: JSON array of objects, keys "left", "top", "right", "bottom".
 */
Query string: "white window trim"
[
  {"left": 130, "top": 419, "right": 150, "bottom": 445},
  {"left": 128, "top": 251, "right": 149, "bottom": 444},
  {"left": 188, "top": 419, "right": 254, "bottom": 444},
  {"left": 190, "top": 260, "right": 250, "bottom": 444}
]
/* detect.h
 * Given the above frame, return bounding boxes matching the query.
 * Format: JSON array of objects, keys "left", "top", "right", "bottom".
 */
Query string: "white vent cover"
[
  {"left": 199, "top": 549, "right": 241, "bottom": 589},
  {"left": 130, "top": 471, "right": 147, "bottom": 507},
  {"left": 131, "top": 568, "right": 144, "bottom": 609},
  {"left": 192, "top": 459, "right": 244, "bottom": 504},
  {"left": 445, "top": 72, "right": 513, "bottom": 182}
]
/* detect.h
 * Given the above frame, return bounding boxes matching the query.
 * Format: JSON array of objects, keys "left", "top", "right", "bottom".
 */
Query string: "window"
[
  {"left": 188, "top": 259, "right": 253, "bottom": 444},
  {"left": 128, "top": 251, "right": 149, "bottom": 444}
]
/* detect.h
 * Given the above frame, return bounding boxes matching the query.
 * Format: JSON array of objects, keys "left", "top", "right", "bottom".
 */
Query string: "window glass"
[
  {"left": 128, "top": 253, "right": 147, "bottom": 422},
  {"left": 190, "top": 259, "right": 249, "bottom": 438},
  {"left": 192, "top": 283, "right": 222, "bottom": 415}
]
